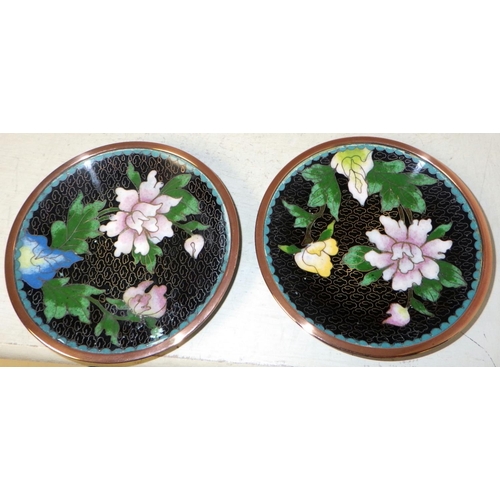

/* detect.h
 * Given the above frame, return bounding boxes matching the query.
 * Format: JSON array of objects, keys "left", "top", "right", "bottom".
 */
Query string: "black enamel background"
[
  {"left": 20, "top": 151, "right": 228, "bottom": 351},
  {"left": 266, "top": 149, "right": 478, "bottom": 345}
]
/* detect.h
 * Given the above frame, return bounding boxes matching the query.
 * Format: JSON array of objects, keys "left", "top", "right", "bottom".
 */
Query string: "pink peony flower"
[
  {"left": 365, "top": 216, "right": 452, "bottom": 291},
  {"left": 123, "top": 280, "right": 167, "bottom": 318},
  {"left": 100, "top": 171, "right": 181, "bottom": 257},
  {"left": 383, "top": 303, "right": 410, "bottom": 327}
]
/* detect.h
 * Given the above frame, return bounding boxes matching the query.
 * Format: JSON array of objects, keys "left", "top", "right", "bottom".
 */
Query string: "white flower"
[
  {"left": 331, "top": 148, "right": 374, "bottom": 206},
  {"left": 184, "top": 234, "right": 205, "bottom": 259}
]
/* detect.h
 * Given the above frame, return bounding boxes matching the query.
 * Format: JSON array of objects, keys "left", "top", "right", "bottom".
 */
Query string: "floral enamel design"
[
  {"left": 100, "top": 171, "right": 182, "bottom": 257},
  {"left": 343, "top": 213, "right": 466, "bottom": 324},
  {"left": 331, "top": 148, "right": 374, "bottom": 206},
  {"left": 123, "top": 281, "right": 167, "bottom": 318},
  {"left": 364, "top": 216, "right": 453, "bottom": 292},
  {"left": 17, "top": 162, "right": 208, "bottom": 347},
  {"left": 184, "top": 234, "right": 205, "bottom": 259},
  {"left": 383, "top": 303, "right": 410, "bottom": 327},
  {"left": 18, "top": 233, "right": 82, "bottom": 289},
  {"left": 280, "top": 221, "right": 338, "bottom": 278},
  {"left": 279, "top": 147, "right": 466, "bottom": 328},
  {"left": 294, "top": 238, "right": 339, "bottom": 278}
]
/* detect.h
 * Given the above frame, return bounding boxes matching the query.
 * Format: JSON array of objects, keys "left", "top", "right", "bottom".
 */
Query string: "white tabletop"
[{"left": 1, "top": 133, "right": 498, "bottom": 366}]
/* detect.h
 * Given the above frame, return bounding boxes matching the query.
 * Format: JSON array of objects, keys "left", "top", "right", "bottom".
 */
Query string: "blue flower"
[{"left": 17, "top": 233, "right": 83, "bottom": 289}]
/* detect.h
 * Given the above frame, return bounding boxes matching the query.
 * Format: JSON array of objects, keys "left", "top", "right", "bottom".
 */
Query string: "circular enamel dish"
[
  {"left": 255, "top": 137, "right": 494, "bottom": 359},
  {"left": 6, "top": 142, "right": 240, "bottom": 364}
]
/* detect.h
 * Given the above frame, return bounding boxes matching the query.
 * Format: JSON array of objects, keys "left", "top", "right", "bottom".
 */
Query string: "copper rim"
[
  {"left": 255, "top": 136, "right": 495, "bottom": 360},
  {"left": 5, "top": 141, "right": 241, "bottom": 365}
]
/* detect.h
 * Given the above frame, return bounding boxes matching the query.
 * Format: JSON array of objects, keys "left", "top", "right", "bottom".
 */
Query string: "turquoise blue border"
[
  {"left": 13, "top": 148, "right": 231, "bottom": 354},
  {"left": 263, "top": 143, "right": 483, "bottom": 349}
]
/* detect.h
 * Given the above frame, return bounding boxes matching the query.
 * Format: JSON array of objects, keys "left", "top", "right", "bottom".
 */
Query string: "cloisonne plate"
[
  {"left": 255, "top": 137, "right": 494, "bottom": 359},
  {"left": 6, "top": 142, "right": 240, "bottom": 364}
]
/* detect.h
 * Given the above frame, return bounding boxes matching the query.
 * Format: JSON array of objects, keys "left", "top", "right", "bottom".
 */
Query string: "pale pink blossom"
[
  {"left": 123, "top": 280, "right": 167, "bottom": 318},
  {"left": 100, "top": 171, "right": 181, "bottom": 257},
  {"left": 383, "top": 303, "right": 410, "bottom": 327},
  {"left": 365, "top": 216, "right": 452, "bottom": 291}
]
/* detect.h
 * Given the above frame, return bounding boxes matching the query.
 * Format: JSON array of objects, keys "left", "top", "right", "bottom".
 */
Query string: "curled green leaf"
[
  {"left": 279, "top": 244, "right": 301, "bottom": 255},
  {"left": 342, "top": 245, "right": 377, "bottom": 272},
  {"left": 437, "top": 260, "right": 467, "bottom": 288},
  {"left": 427, "top": 222, "right": 453, "bottom": 242},
  {"left": 127, "top": 162, "right": 141, "bottom": 189},
  {"left": 95, "top": 310, "right": 121, "bottom": 346},
  {"left": 161, "top": 174, "right": 192, "bottom": 193},
  {"left": 410, "top": 297, "right": 434, "bottom": 317},
  {"left": 318, "top": 221, "right": 335, "bottom": 242},
  {"left": 360, "top": 268, "right": 384, "bottom": 286},
  {"left": 413, "top": 278, "right": 443, "bottom": 302},
  {"left": 302, "top": 165, "right": 341, "bottom": 220},
  {"left": 366, "top": 161, "right": 437, "bottom": 214},
  {"left": 42, "top": 278, "right": 104, "bottom": 324},
  {"left": 50, "top": 192, "right": 105, "bottom": 254},
  {"left": 175, "top": 221, "right": 210, "bottom": 233},
  {"left": 282, "top": 200, "right": 316, "bottom": 228}
]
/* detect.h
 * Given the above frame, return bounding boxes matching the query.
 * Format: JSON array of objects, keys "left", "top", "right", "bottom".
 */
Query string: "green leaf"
[
  {"left": 372, "top": 160, "right": 406, "bottom": 175},
  {"left": 175, "top": 221, "right": 210, "bottom": 233},
  {"left": 42, "top": 278, "right": 104, "bottom": 324},
  {"left": 389, "top": 181, "right": 426, "bottom": 213},
  {"left": 342, "top": 245, "right": 377, "bottom": 272},
  {"left": 406, "top": 173, "right": 438, "bottom": 186},
  {"left": 161, "top": 174, "right": 192, "bottom": 193},
  {"left": 302, "top": 165, "right": 342, "bottom": 220},
  {"left": 50, "top": 192, "right": 105, "bottom": 254},
  {"left": 410, "top": 297, "right": 434, "bottom": 317},
  {"left": 366, "top": 162, "right": 437, "bottom": 214},
  {"left": 145, "top": 317, "right": 157, "bottom": 330},
  {"left": 282, "top": 200, "right": 316, "bottom": 228},
  {"left": 318, "top": 221, "right": 335, "bottom": 242},
  {"left": 126, "top": 313, "right": 142, "bottom": 323},
  {"left": 95, "top": 310, "right": 121, "bottom": 346},
  {"left": 279, "top": 244, "right": 302, "bottom": 255},
  {"left": 132, "top": 243, "right": 163, "bottom": 273},
  {"left": 163, "top": 190, "right": 200, "bottom": 222},
  {"left": 127, "top": 162, "right": 141, "bottom": 189},
  {"left": 159, "top": 174, "right": 202, "bottom": 223},
  {"left": 413, "top": 278, "right": 443, "bottom": 302},
  {"left": 427, "top": 222, "right": 453, "bottom": 242},
  {"left": 437, "top": 260, "right": 467, "bottom": 288},
  {"left": 379, "top": 187, "right": 403, "bottom": 212},
  {"left": 106, "top": 298, "right": 129, "bottom": 310},
  {"left": 360, "top": 268, "right": 384, "bottom": 286},
  {"left": 50, "top": 220, "right": 69, "bottom": 245},
  {"left": 371, "top": 170, "right": 425, "bottom": 212}
]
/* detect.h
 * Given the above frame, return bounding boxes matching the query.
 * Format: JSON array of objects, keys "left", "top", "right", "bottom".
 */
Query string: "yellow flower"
[{"left": 294, "top": 238, "right": 339, "bottom": 278}]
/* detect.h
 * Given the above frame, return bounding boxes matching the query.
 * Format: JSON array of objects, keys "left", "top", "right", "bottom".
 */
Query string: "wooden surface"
[{"left": 1, "top": 133, "right": 498, "bottom": 366}]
